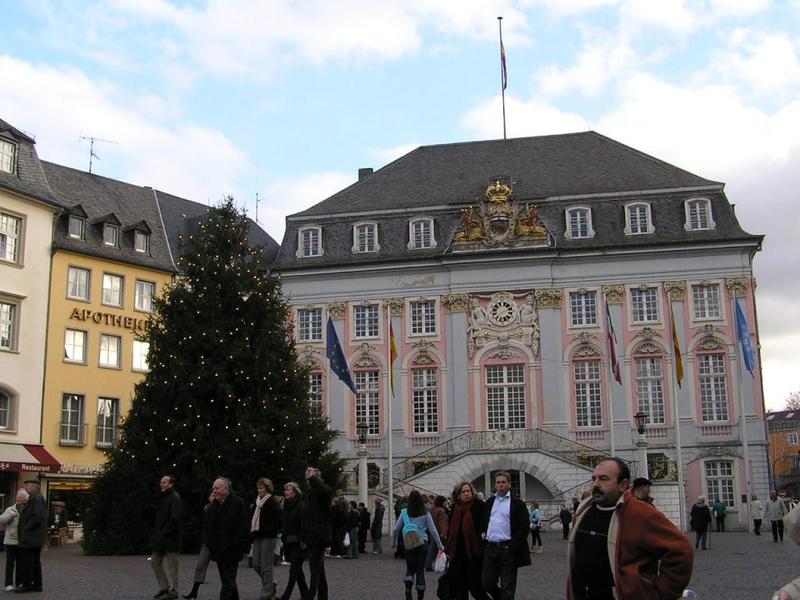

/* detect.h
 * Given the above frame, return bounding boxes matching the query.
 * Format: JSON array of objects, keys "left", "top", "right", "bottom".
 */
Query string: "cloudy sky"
[{"left": 1, "top": 0, "right": 798, "bottom": 410}]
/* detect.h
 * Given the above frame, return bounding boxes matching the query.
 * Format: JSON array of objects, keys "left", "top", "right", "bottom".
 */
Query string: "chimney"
[{"left": 358, "top": 167, "right": 373, "bottom": 181}]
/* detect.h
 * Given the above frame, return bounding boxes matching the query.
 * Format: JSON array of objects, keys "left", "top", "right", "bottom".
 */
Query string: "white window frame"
[
  {"left": 624, "top": 202, "right": 654, "bottom": 235},
  {"left": 409, "top": 299, "right": 437, "bottom": 337},
  {"left": 134, "top": 230, "right": 150, "bottom": 254},
  {"left": 355, "top": 370, "right": 381, "bottom": 436},
  {"left": 565, "top": 206, "right": 595, "bottom": 239},
  {"left": 703, "top": 459, "right": 736, "bottom": 507},
  {"left": 788, "top": 432, "right": 799, "bottom": 445},
  {"left": 64, "top": 329, "right": 87, "bottom": 364},
  {"left": 629, "top": 285, "right": 661, "bottom": 324},
  {"left": 102, "top": 273, "right": 124, "bottom": 307},
  {"left": 96, "top": 397, "right": 119, "bottom": 448},
  {"left": 635, "top": 357, "right": 666, "bottom": 425},
  {"left": 684, "top": 197, "right": 716, "bottom": 231},
  {"left": 486, "top": 364, "right": 526, "bottom": 430},
  {"left": 0, "top": 297, "right": 20, "bottom": 352},
  {"left": 296, "top": 226, "right": 323, "bottom": 258},
  {"left": 308, "top": 372, "right": 323, "bottom": 413},
  {"left": 352, "top": 222, "right": 379, "bottom": 254},
  {"left": 699, "top": 352, "right": 729, "bottom": 422},
  {"left": 690, "top": 282, "right": 723, "bottom": 321},
  {"left": 574, "top": 359, "right": 603, "bottom": 428},
  {"left": 68, "top": 215, "right": 85, "bottom": 239},
  {"left": 60, "top": 393, "right": 85, "bottom": 446},
  {"left": 0, "top": 139, "right": 16, "bottom": 174},
  {"left": 353, "top": 303, "right": 380, "bottom": 339},
  {"left": 408, "top": 218, "right": 436, "bottom": 250},
  {"left": 297, "top": 307, "right": 324, "bottom": 343},
  {"left": 0, "top": 388, "right": 16, "bottom": 431},
  {"left": 132, "top": 340, "right": 150, "bottom": 372},
  {"left": 67, "top": 266, "right": 91, "bottom": 301},
  {"left": 412, "top": 367, "right": 439, "bottom": 434},
  {"left": 103, "top": 223, "right": 119, "bottom": 247},
  {"left": 568, "top": 289, "right": 598, "bottom": 328},
  {"left": 99, "top": 334, "right": 122, "bottom": 368},
  {"left": 0, "top": 210, "right": 23, "bottom": 264},
  {"left": 135, "top": 280, "right": 156, "bottom": 313}
]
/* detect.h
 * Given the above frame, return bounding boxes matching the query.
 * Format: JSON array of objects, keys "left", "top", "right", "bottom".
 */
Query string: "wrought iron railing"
[{"left": 58, "top": 422, "right": 87, "bottom": 447}]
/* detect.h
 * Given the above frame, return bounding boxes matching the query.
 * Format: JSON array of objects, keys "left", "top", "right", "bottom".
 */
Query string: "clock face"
[{"left": 490, "top": 298, "right": 516, "bottom": 326}]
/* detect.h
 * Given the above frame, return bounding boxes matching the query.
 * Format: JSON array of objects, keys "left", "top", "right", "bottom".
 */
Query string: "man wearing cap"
[
  {"left": 631, "top": 477, "right": 653, "bottom": 504},
  {"left": 15, "top": 477, "right": 47, "bottom": 593}
]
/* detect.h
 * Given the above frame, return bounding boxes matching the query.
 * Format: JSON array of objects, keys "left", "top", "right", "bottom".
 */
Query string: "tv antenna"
[
  {"left": 255, "top": 192, "right": 261, "bottom": 224},
  {"left": 79, "top": 135, "right": 118, "bottom": 174}
]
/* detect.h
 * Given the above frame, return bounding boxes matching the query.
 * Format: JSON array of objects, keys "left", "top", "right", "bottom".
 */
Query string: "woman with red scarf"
[{"left": 446, "top": 482, "right": 489, "bottom": 600}]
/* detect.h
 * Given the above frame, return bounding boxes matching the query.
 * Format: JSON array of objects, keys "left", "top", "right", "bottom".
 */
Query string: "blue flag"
[
  {"left": 735, "top": 299, "right": 757, "bottom": 378},
  {"left": 326, "top": 318, "right": 357, "bottom": 394}
]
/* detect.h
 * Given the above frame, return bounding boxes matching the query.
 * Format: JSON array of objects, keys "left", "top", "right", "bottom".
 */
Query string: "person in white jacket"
[
  {"left": 751, "top": 495, "right": 764, "bottom": 536},
  {"left": 0, "top": 489, "right": 29, "bottom": 591}
]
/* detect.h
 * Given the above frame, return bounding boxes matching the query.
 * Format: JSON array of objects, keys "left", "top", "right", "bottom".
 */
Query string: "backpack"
[{"left": 401, "top": 508, "right": 425, "bottom": 550}]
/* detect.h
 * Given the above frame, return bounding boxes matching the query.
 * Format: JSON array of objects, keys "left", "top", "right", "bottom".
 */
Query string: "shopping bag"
[
  {"left": 433, "top": 550, "right": 447, "bottom": 573},
  {"left": 343, "top": 532, "right": 351, "bottom": 547}
]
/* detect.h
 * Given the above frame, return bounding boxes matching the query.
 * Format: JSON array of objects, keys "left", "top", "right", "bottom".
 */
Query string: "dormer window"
[
  {"left": 624, "top": 203, "right": 654, "bottom": 235},
  {"left": 297, "top": 226, "right": 322, "bottom": 258},
  {"left": 134, "top": 230, "right": 150, "bottom": 254},
  {"left": 408, "top": 218, "right": 436, "bottom": 250},
  {"left": 565, "top": 207, "right": 594, "bottom": 239},
  {"left": 103, "top": 223, "right": 119, "bottom": 246},
  {"left": 0, "top": 139, "right": 16, "bottom": 174},
  {"left": 684, "top": 197, "right": 715, "bottom": 231},
  {"left": 68, "top": 215, "right": 85, "bottom": 239},
  {"left": 352, "top": 222, "right": 379, "bottom": 253}
]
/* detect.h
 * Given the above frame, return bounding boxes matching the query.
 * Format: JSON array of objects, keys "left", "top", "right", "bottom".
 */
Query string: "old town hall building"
[{"left": 274, "top": 132, "right": 767, "bottom": 527}]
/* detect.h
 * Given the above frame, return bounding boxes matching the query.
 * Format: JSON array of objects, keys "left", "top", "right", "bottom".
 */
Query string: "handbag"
[
  {"left": 436, "top": 570, "right": 452, "bottom": 600},
  {"left": 433, "top": 550, "right": 447, "bottom": 573},
  {"left": 343, "top": 532, "right": 351, "bottom": 547}
]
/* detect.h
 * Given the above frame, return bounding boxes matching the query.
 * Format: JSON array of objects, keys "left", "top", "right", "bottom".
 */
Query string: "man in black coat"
[
  {"left": 15, "top": 478, "right": 47, "bottom": 593},
  {"left": 370, "top": 497, "right": 385, "bottom": 554},
  {"left": 205, "top": 478, "right": 249, "bottom": 600},
  {"left": 151, "top": 474, "right": 183, "bottom": 600},
  {"left": 357, "top": 502, "right": 370, "bottom": 554},
  {"left": 301, "top": 467, "right": 332, "bottom": 600},
  {"left": 481, "top": 471, "right": 531, "bottom": 600}
]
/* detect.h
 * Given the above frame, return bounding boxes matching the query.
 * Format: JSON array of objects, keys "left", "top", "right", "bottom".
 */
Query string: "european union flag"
[
  {"left": 326, "top": 318, "right": 357, "bottom": 394},
  {"left": 735, "top": 299, "right": 757, "bottom": 378}
]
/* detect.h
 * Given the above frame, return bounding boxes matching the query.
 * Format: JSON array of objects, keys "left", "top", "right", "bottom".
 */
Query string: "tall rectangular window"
[
  {"left": 354, "top": 304, "right": 379, "bottom": 338},
  {"left": 699, "top": 353, "right": 728, "bottom": 421},
  {"left": 486, "top": 364, "right": 526, "bottom": 430},
  {"left": 96, "top": 397, "right": 119, "bottom": 448},
  {"left": 354, "top": 224, "right": 377, "bottom": 253},
  {"left": 102, "top": 273, "right": 123, "bottom": 307},
  {"left": 300, "top": 228, "right": 321, "bottom": 257},
  {"left": 0, "top": 391, "right": 12, "bottom": 430},
  {"left": 132, "top": 340, "right": 150, "bottom": 371},
  {"left": 0, "top": 212, "right": 21, "bottom": 263},
  {"left": 410, "top": 219, "right": 434, "bottom": 249},
  {"left": 0, "top": 140, "right": 16, "bottom": 173},
  {"left": 692, "top": 284, "right": 721, "bottom": 320},
  {"left": 410, "top": 300, "right": 436, "bottom": 335},
  {"left": 569, "top": 291, "right": 597, "bottom": 326},
  {"left": 635, "top": 357, "right": 665, "bottom": 424},
  {"left": 355, "top": 370, "right": 380, "bottom": 436},
  {"left": 574, "top": 360, "right": 602, "bottom": 427},
  {"left": 687, "top": 199, "right": 713, "bottom": 231},
  {"left": 631, "top": 287, "right": 659, "bottom": 323},
  {"left": 705, "top": 460, "right": 735, "bottom": 507},
  {"left": 99, "top": 334, "right": 121, "bottom": 368},
  {"left": 135, "top": 280, "right": 156, "bottom": 312},
  {"left": 60, "top": 393, "right": 84, "bottom": 446},
  {"left": 64, "top": 329, "right": 87, "bottom": 363},
  {"left": 625, "top": 204, "right": 652, "bottom": 234},
  {"left": 134, "top": 231, "right": 150, "bottom": 254},
  {"left": 103, "top": 224, "right": 119, "bottom": 246},
  {"left": 567, "top": 208, "right": 592, "bottom": 238},
  {"left": 67, "top": 267, "right": 91, "bottom": 301},
  {"left": 68, "top": 215, "right": 85, "bottom": 239},
  {"left": 308, "top": 372, "right": 323, "bottom": 412},
  {"left": 298, "top": 308, "right": 323, "bottom": 342},
  {"left": 412, "top": 368, "right": 438, "bottom": 434},
  {"left": 0, "top": 302, "right": 16, "bottom": 351}
]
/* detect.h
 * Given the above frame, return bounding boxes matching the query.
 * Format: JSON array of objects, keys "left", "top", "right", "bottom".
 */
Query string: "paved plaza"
[{"left": 18, "top": 530, "right": 800, "bottom": 599}]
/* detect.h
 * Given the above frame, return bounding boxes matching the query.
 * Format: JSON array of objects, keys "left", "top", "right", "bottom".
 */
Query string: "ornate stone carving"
[
  {"left": 411, "top": 339, "right": 436, "bottom": 366},
  {"left": 534, "top": 288, "right": 562, "bottom": 309},
  {"left": 442, "top": 293, "right": 469, "bottom": 313},
  {"left": 696, "top": 445, "right": 741, "bottom": 459},
  {"left": 353, "top": 343, "right": 378, "bottom": 367},
  {"left": 383, "top": 297, "right": 404, "bottom": 316},
  {"left": 698, "top": 325, "right": 724, "bottom": 351},
  {"left": 467, "top": 292, "right": 540, "bottom": 357},
  {"left": 489, "top": 347, "right": 522, "bottom": 360},
  {"left": 298, "top": 345, "right": 322, "bottom": 369},
  {"left": 664, "top": 281, "right": 686, "bottom": 301},
  {"left": 602, "top": 285, "right": 624, "bottom": 304},
  {"left": 574, "top": 332, "right": 601, "bottom": 357},
  {"left": 326, "top": 301, "right": 346, "bottom": 320},
  {"left": 635, "top": 340, "right": 660, "bottom": 354},
  {"left": 726, "top": 278, "right": 749, "bottom": 298}
]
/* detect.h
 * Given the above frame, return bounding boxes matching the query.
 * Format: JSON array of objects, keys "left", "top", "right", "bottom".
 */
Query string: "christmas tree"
[{"left": 83, "top": 199, "right": 342, "bottom": 554}]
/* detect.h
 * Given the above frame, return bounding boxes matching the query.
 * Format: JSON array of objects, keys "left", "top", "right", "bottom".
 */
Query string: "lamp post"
[
  {"left": 356, "top": 420, "right": 369, "bottom": 507},
  {"left": 634, "top": 410, "right": 649, "bottom": 479}
]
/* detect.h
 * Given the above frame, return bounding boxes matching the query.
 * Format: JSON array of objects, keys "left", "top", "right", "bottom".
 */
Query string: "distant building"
[
  {"left": 767, "top": 410, "right": 800, "bottom": 497},
  {"left": 274, "top": 132, "right": 767, "bottom": 528}
]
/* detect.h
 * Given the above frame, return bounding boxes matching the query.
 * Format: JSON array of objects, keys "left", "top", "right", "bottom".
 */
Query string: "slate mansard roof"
[
  {"left": 0, "top": 118, "right": 61, "bottom": 209},
  {"left": 274, "top": 131, "right": 762, "bottom": 271}
]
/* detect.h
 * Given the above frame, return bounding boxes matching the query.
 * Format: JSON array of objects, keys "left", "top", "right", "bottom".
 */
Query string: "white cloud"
[
  {"left": 712, "top": 32, "right": 800, "bottom": 96},
  {"left": 620, "top": 0, "right": 697, "bottom": 32},
  {"left": 369, "top": 142, "right": 421, "bottom": 165},
  {"left": 461, "top": 95, "right": 591, "bottom": 138}
]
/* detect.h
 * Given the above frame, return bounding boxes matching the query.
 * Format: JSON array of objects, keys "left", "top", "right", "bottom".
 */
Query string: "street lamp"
[
  {"left": 634, "top": 410, "right": 649, "bottom": 479},
  {"left": 356, "top": 420, "right": 369, "bottom": 507}
]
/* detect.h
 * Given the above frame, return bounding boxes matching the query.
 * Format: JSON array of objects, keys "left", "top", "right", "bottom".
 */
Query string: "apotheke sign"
[{"left": 69, "top": 308, "right": 146, "bottom": 332}]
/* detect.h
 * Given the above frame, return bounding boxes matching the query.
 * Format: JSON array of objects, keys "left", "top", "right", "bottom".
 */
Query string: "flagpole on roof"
[{"left": 498, "top": 16, "right": 507, "bottom": 140}]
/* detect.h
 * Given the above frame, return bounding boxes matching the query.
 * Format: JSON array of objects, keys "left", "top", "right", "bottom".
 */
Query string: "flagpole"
[
  {"left": 605, "top": 299, "right": 617, "bottom": 455},
  {"left": 733, "top": 296, "right": 753, "bottom": 532},
  {"left": 498, "top": 16, "right": 507, "bottom": 140},
  {"left": 385, "top": 303, "right": 394, "bottom": 526},
  {"left": 667, "top": 291, "right": 687, "bottom": 531}
]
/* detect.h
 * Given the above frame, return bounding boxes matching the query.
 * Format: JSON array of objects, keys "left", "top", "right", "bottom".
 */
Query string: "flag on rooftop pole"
[
  {"left": 326, "top": 318, "right": 357, "bottom": 394},
  {"left": 498, "top": 16, "right": 508, "bottom": 139},
  {"left": 605, "top": 301, "right": 622, "bottom": 385},
  {"left": 735, "top": 298, "right": 758, "bottom": 378},
  {"left": 669, "top": 300, "right": 684, "bottom": 388},
  {"left": 389, "top": 322, "right": 398, "bottom": 397}
]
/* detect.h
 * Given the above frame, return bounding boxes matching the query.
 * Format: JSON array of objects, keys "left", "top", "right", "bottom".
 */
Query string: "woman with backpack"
[{"left": 391, "top": 490, "right": 444, "bottom": 600}]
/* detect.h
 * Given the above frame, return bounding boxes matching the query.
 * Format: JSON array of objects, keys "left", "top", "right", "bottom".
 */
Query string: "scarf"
[
  {"left": 446, "top": 500, "right": 480, "bottom": 559},
  {"left": 251, "top": 493, "right": 270, "bottom": 533}
]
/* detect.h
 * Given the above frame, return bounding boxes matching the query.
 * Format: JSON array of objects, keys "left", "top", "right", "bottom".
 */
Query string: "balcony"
[
  {"left": 95, "top": 425, "right": 118, "bottom": 449},
  {"left": 59, "top": 422, "right": 87, "bottom": 447}
]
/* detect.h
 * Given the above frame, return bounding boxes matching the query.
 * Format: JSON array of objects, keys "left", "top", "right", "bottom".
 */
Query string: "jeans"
[
  {"left": 217, "top": 560, "right": 240, "bottom": 600},
  {"left": 694, "top": 528, "right": 708, "bottom": 549},
  {"left": 252, "top": 537, "right": 276, "bottom": 598},
  {"left": 529, "top": 527, "right": 542, "bottom": 548},
  {"left": 716, "top": 515, "right": 725, "bottom": 532},
  {"left": 754, "top": 519, "right": 762, "bottom": 535},
  {"left": 306, "top": 545, "right": 328, "bottom": 600},
  {"left": 482, "top": 542, "right": 517, "bottom": 600},
  {"left": 772, "top": 519, "right": 785, "bottom": 542},
  {"left": 4, "top": 544, "right": 19, "bottom": 587},
  {"left": 151, "top": 550, "right": 180, "bottom": 594},
  {"left": 346, "top": 528, "right": 359, "bottom": 558},
  {"left": 280, "top": 542, "right": 308, "bottom": 600},
  {"left": 404, "top": 543, "right": 428, "bottom": 592},
  {"left": 372, "top": 534, "right": 383, "bottom": 553}
]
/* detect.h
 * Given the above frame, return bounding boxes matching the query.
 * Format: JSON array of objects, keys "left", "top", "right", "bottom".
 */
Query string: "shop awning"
[{"left": 0, "top": 443, "right": 61, "bottom": 473}]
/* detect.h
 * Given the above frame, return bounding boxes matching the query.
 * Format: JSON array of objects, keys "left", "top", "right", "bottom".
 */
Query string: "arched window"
[
  {"left": 352, "top": 222, "right": 379, "bottom": 253},
  {"left": 486, "top": 363, "right": 526, "bottom": 430},
  {"left": 354, "top": 370, "right": 381, "bottom": 435},
  {"left": 411, "top": 367, "right": 439, "bottom": 434},
  {"left": 408, "top": 218, "right": 436, "bottom": 249},
  {"left": 0, "top": 387, "right": 15, "bottom": 430},
  {"left": 565, "top": 207, "right": 594, "bottom": 239},
  {"left": 296, "top": 226, "right": 323, "bottom": 258},
  {"left": 684, "top": 197, "right": 715, "bottom": 231},
  {"left": 698, "top": 352, "right": 729, "bottom": 422},
  {"left": 624, "top": 202, "right": 654, "bottom": 235},
  {"left": 634, "top": 355, "right": 665, "bottom": 424},
  {"left": 573, "top": 358, "right": 602, "bottom": 427}
]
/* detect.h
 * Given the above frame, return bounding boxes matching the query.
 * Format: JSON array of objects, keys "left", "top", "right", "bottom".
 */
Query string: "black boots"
[{"left": 183, "top": 582, "right": 201, "bottom": 599}]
